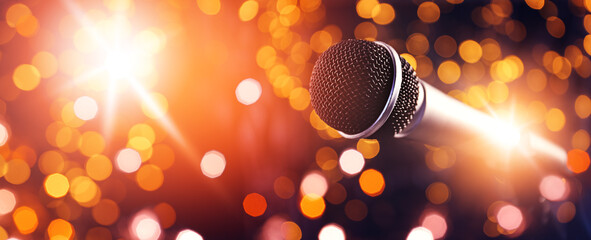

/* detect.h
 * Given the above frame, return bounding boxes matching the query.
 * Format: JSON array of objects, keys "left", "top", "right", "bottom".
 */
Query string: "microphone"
[{"left": 309, "top": 39, "right": 567, "bottom": 165}]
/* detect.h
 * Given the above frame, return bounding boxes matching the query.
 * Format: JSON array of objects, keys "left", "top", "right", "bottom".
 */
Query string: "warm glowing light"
[
  {"left": 526, "top": 69, "right": 547, "bottom": 92},
  {"left": 339, "top": 149, "right": 365, "bottom": 176},
  {"left": 407, "top": 33, "right": 429, "bottom": 56},
  {"left": 39, "top": 150, "right": 65, "bottom": 175},
  {"left": 422, "top": 213, "right": 447, "bottom": 239},
  {"left": 197, "top": 0, "right": 221, "bottom": 15},
  {"left": 567, "top": 149, "right": 590, "bottom": 174},
  {"left": 243, "top": 193, "right": 267, "bottom": 217},
  {"left": 200, "top": 150, "right": 226, "bottom": 178},
  {"left": 489, "top": 120, "right": 521, "bottom": 148},
  {"left": 556, "top": 201, "right": 576, "bottom": 223},
  {"left": 417, "top": 1, "right": 440, "bottom": 23},
  {"left": 140, "top": 92, "right": 169, "bottom": 119},
  {"left": 236, "top": 78, "right": 262, "bottom": 105},
  {"left": 575, "top": 95, "right": 591, "bottom": 119},
  {"left": 6, "top": 3, "right": 32, "bottom": 27},
  {"left": 371, "top": 3, "right": 395, "bottom": 25},
  {"left": 274, "top": 176, "right": 295, "bottom": 199},
  {"left": 545, "top": 108, "right": 565, "bottom": 132},
  {"left": 176, "top": 229, "right": 204, "bottom": 240},
  {"left": 459, "top": 40, "right": 483, "bottom": 63},
  {"left": 289, "top": 87, "right": 310, "bottom": 111},
  {"left": 13, "top": 206, "right": 38, "bottom": 234},
  {"left": 426, "top": 182, "right": 449, "bottom": 205},
  {"left": 407, "top": 227, "right": 434, "bottom": 240},
  {"left": 239, "top": 1, "right": 259, "bottom": 22},
  {"left": 356, "top": 0, "right": 379, "bottom": 19},
  {"left": 496, "top": 204, "right": 523, "bottom": 231},
  {"left": 136, "top": 164, "right": 164, "bottom": 191},
  {"left": 131, "top": 212, "right": 161, "bottom": 240},
  {"left": 69, "top": 176, "right": 99, "bottom": 204},
  {"left": 318, "top": 223, "right": 345, "bottom": 240},
  {"left": 359, "top": 169, "right": 385, "bottom": 197},
  {"left": 354, "top": 21, "right": 377, "bottom": 41},
  {"left": 86, "top": 154, "right": 113, "bottom": 181},
  {"left": 572, "top": 129, "right": 590, "bottom": 151},
  {"left": 92, "top": 199, "right": 120, "bottom": 226},
  {"left": 0, "top": 189, "right": 16, "bottom": 215},
  {"left": 5, "top": 159, "right": 31, "bottom": 185},
  {"left": 357, "top": 139, "right": 380, "bottom": 159},
  {"left": 525, "top": 0, "right": 544, "bottom": 9},
  {"left": 256, "top": 45, "right": 277, "bottom": 69},
  {"left": 74, "top": 96, "right": 98, "bottom": 120},
  {"left": 437, "top": 60, "right": 461, "bottom": 84},
  {"left": 401, "top": 53, "right": 418, "bottom": 70},
  {"left": 300, "top": 171, "right": 328, "bottom": 197},
  {"left": 546, "top": 16, "right": 565, "bottom": 38},
  {"left": 434, "top": 35, "right": 457, "bottom": 58},
  {"left": 280, "top": 221, "right": 302, "bottom": 240},
  {"left": 32, "top": 51, "right": 58, "bottom": 78},
  {"left": 539, "top": 175, "right": 568, "bottom": 201},
  {"left": 13, "top": 64, "right": 41, "bottom": 91},
  {"left": 47, "top": 219, "right": 74, "bottom": 239},
  {"left": 44, "top": 173, "right": 70, "bottom": 198},
  {"left": 345, "top": 199, "right": 368, "bottom": 221},
  {"left": 0, "top": 123, "right": 7, "bottom": 146},
  {"left": 300, "top": 194, "right": 325, "bottom": 219},
  {"left": 154, "top": 202, "right": 176, "bottom": 229},
  {"left": 116, "top": 148, "right": 142, "bottom": 173},
  {"left": 105, "top": 51, "right": 137, "bottom": 79},
  {"left": 310, "top": 30, "right": 332, "bottom": 53}
]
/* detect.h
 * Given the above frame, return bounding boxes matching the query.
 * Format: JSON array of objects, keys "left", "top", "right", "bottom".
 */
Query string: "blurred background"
[{"left": 0, "top": 0, "right": 590, "bottom": 239}]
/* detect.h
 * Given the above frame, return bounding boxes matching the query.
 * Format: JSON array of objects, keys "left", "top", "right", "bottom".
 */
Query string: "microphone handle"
[{"left": 397, "top": 80, "right": 567, "bottom": 166}]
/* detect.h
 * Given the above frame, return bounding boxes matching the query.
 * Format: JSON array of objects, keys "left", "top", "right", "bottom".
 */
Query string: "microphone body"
[{"left": 309, "top": 39, "right": 567, "bottom": 166}]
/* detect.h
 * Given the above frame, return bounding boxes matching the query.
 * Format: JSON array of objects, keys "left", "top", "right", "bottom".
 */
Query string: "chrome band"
[{"left": 339, "top": 41, "right": 402, "bottom": 139}]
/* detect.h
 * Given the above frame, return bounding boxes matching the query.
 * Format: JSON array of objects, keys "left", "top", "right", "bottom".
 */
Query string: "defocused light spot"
[
  {"left": 134, "top": 29, "right": 165, "bottom": 56},
  {"left": 236, "top": 78, "right": 262, "bottom": 105},
  {"left": 92, "top": 199, "right": 119, "bottom": 226},
  {"left": 79, "top": 131, "right": 105, "bottom": 157},
  {"left": 407, "top": 227, "right": 434, "bottom": 240},
  {"left": 176, "top": 229, "right": 203, "bottom": 240},
  {"left": 73, "top": 96, "right": 99, "bottom": 121},
  {"left": 496, "top": 204, "right": 523, "bottom": 231},
  {"left": 154, "top": 202, "right": 176, "bottom": 229},
  {"left": 339, "top": 149, "right": 365, "bottom": 176},
  {"left": 422, "top": 213, "right": 447, "bottom": 239},
  {"left": 417, "top": 1, "right": 440, "bottom": 23},
  {"left": 401, "top": 53, "right": 417, "bottom": 70},
  {"left": 104, "top": 0, "right": 133, "bottom": 11},
  {"left": 345, "top": 199, "right": 368, "bottom": 221},
  {"left": 289, "top": 87, "right": 310, "bottom": 111},
  {"left": 437, "top": 60, "right": 461, "bottom": 84},
  {"left": 310, "top": 30, "right": 332, "bottom": 53},
  {"left": 150, "top": 143, "right": 175, "bottom": 170},
  {"left": 13, "top": 206, "right": 38, "bottom": 234},
  {"left": 279, "top": 5, "right": 301, "bottom": 27},
  {"left": 325, "top": 183, "right": 347, "bottom": 205},
  {"left": 274, "top": 176, "right": 295, "bottom": 199},
  {"left": 318, "top": 223, "right": 345, "bottom": 240},
  {"left": 256, "top": 45, "right": 276, "bottom": 69},
  {"left": 371, "top": 3, "right": 395, "bottom": 25},
  {"left": 483, "top": 219, "right": 500, "bottom": 238},
  {"left": 434, "top": 35, "right": 457, "bottom": 58},
  {"left": 131, "top": 212, "right": 161, "bottom": 240},
  {"left": 481, "top": 38, "right": 502, "bottom": 62},
  {"left": 116, "top": 148, "right": 142, "bottom": 173},
  {"left": 572, "top": 129, "right": 590, "bottom": 151},
  {"left": 136, "top": 164, "right": 164, "bottom": 191},
  {"left": 567, "top": 149, "right": 590, "bottom": 174},
  {"left": 239, "top": 1, "right": 259, "bottom": 22},
  {"left": 527, "top": 100, "right": 547, "bottom": 124},
  {"left": 539, "top": 175, "right": 568, "bottom": 201},
  {"left": 127, "top": 137, "right": 153, "bottom": 161},
  {"left": 526, "top": 69, "right": 547, "bottom": 92},
  {"left": 575, "top": 95, "right": 591, "bottom": 119},
  {"left": 0, "top": 226, "right": 6, "bottom": 240},
  {"left": 407, "top": 33, "right": 429, "bottom": 55},
  {"left": 556, "top": 201, "right": 576, "bottom": 223},
  {"left": 0, "top": 123, "right": 7, "bottom": 146},
  {"left": 416, "top": 56, "right": 433, "bottom": 78},
  {"left": 200, "top": 150, "right": 226, "bottom": 178},
  {"left": 243, "top": 193, "right": 267, "bottom": 217},
  {"left": 526, "top": 0, "right": 544, "bottom": 9},
  {"left": 44, "top": 173, "right": 69, "bottom": 198},
  {"left": 487, "top": 81, "right": 508, "bottom": 103},
  {"left": 70, "top": 176, "right": 98, "bottom": 204},
  {"left": 357, "top": 139, "right": 380, "bottom": 159},
  {"left": 426, "top": 182, "right": 449, "bottom": 204},
  {"left": 86, "top": 227, "right": 112, "bottom": 240},
  {"left": 0, "top": 189, "right": 16, "bottom": 215},
  {"left": 356, "top": 0, "right": 379, "bottom": 19},
  {"left": 545, "top": 108, "right": 565, "bottom": 132},
  {"left": 459, "top": 40, "right": 482, "bottom": 63},
  {"left": 425, "top": 146, "right": 456, "bottom": 171},
  {"left": 354, "top": 21, "right": 377, "bottom": 41},
  {"left": 359, "top": 169, "right": 385, "bottom": 197},
  {"left": 32, "top": 51, "right": 58, "bottom": 78},
  {"left": 300, "top": 194, "right": 325, "bottom": 219},
  {"left": 13, "top": 64, "right": 40, "bottom": 91},
  {"left": 39, "top": 150, "right": 65, "bottom": 175},
  {"left": 6, "top": 3, "right": 31, "bottom": 27},
  {"left": 5, "top": 159, "right": 30, "bottom": 185},
  {"left": 546, "top": 16, "right": 565, "bottom": 38},
  {"left": 141, "top": 93, "right": 168, "bottom": 119},
  {"left": 47, "top": 219, "right": 74, "bottom": 239},
  {"left": 197, "top": 0, "right": 221, "bottom": 15},
  {"left": 301, "top": 171, "right": 328, "bottom": 197},
  {"left": 281, "top": 221, "right": 302, "bottom": 240},
  {"left": 86, "top": 154, "right": 112, "bottom": 181}
]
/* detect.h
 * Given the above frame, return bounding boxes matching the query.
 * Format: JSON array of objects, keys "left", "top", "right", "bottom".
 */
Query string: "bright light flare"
[
  {"left": 300, "top": 171, "right": 328, "bottom": 197},
  {"left": 339, "top": 149, "right": 365, "bottom": 176},
  {"left": 496, "top": 204, "right": 523, "bottom": 231},
  {"left": 0, "top": 189, "right": 16, "bottom": 215},
  {"left": 421, "top": 213, "right": 447, "bottom": 239},
  {"left": 539, "top": 175, "right": 568, "bottom": 201},
  {"left": 116, "top": 148, "right": 142, "bottom": 173},
  {"left": 176, "top": 229, "right": 204, "bottom": 240},
  {"left": 200, "top": 150, "right": 226, "bottom": 178},
  {"left": 74, "top": 96, "right": 98, "bottom": 120},
  {"left": 0, "top": 123, "right": 8, "bottom": 146},
  {"left": 489, "top": 120, "right": 521, "bottom": 148},
  {"left": 236, "top": 78, "right": 262, "bottom": 105},
  {"left": 130, "top": 211, "right": 161, "bottom": 240},
  {"left": 318, "top": 223, "right": 345, "bottom": 240},
  {"left": 105, "top": 51, "right": 138, "bottom": 79},
  {"left": 407, "top": 227, "right": 434, "bottom": 240}
]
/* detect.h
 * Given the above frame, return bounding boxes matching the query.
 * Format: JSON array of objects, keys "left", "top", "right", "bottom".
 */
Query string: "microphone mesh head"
[{"left": 310, "top": 39, "right": 419, "bottom": 136}]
